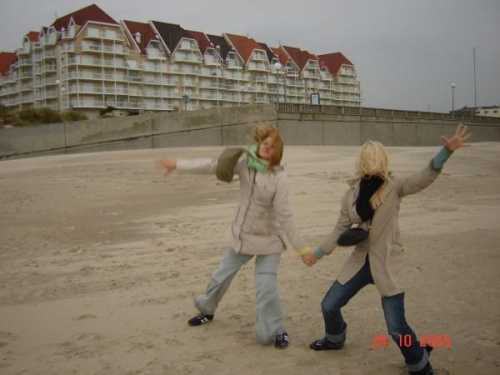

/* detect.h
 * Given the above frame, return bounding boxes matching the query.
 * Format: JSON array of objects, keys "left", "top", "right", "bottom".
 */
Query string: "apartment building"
[{"left": 0, "top": 4, "right": 361, "bottom": 118}]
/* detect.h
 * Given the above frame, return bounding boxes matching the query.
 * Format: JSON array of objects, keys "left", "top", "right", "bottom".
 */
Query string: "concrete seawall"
[{"left": 1, "top": 104, "right": 499, "bottom": 159}]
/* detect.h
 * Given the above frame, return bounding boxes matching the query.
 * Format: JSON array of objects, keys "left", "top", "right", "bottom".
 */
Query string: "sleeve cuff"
[
  {"left": 297, "top": 245, "right": 311, "bottom": 256},
  {"left": 313, "top": 247, "right": 325, "bottom": 259},
  {"left": 431, "top": 147, "right": 452, "bottom": 171}
]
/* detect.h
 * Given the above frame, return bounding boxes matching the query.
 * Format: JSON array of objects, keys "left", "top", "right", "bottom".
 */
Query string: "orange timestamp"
[{"left": 372, "top": 333, "right": 451, "bottom": 348}]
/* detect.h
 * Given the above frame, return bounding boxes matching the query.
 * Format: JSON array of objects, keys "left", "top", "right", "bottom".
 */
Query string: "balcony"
[
  {"left": 226, "top": 60, "right": 241, "bottom": 69},
  {"left": 18, "top": 58, "right": 32, "bottom": 67},
  {"left": 247, "top": 62, "right": 267, "bottom": 72},
  {"left": 253, "top": 74, "right": 267, "bottom": 83},
  {"left": 143, "top": 77, "right": 178, "bottom": 86},
  {"left": 225, "top": 72, "right": 243, "bottom": 80},
  {"left": 61, "top": 44, "right": 76, "bottom": 53},
  {"left": 146, "top": 49, "right": 166, "bottom": 60},
  {"left": 81, "top": 44, "right": 128, "bottom": 55},
  {"left": 303, "top": 71, "right": 320, "bottom": 79},
  {"left": 178, "top": 40, "right": 198, "bottom": 51},
  {"left": 61, "top": 28, "right": 76, "bottom": 39},
  {"left": 40, "top": 34, "right": 57, "bottom": 46},
  {"left": 19, "top": 83, "right": 33, "bottom": 92},
  {"left": 41, "top": 51, "right": 57, "bottom": 60},
  {"left": 83, "top": 28, "right": 125, "bottom": 42},
  {"left": 42, "top": 64, "right": 57, "bottom": 72},
  {"left": 128, "top": 75, "right": 142, "bottom": 83},
  {"left": 173, "top": 53, "right": 202, "bottom": 64},
  {"left": 20, "top": 94, "right": 34, "bottom": 103},
  {"left": 18, "top": 70, "right": 33, "bottom": 79}
]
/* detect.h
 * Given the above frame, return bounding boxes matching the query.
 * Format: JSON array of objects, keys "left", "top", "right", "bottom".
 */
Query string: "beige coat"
[
  {"left": 177, "top": 155, "right": 306, "bottom": 255},
  {"left": 319, "top": 160, "right": 441, "bottom": 297}
]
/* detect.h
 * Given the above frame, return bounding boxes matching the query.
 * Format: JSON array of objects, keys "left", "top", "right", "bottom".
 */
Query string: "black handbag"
[{"left": 337, "top": 227, "right": 369, "bottom": 246}]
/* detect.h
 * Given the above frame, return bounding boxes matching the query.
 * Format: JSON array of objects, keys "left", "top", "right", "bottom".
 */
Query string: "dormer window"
[{"left": 134, "top": 32, "right": 142, "bottom": 44}]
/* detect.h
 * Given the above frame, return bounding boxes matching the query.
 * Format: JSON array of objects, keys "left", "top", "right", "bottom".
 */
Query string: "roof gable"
[
  {"left": 185, "top": 30, "right": 211, "bottom": 55},
  {"left": 206, "top": 34, "right": 233, "bottom": 61},
  {"left": 0, "top": 52, "right": 17, "bottom": 75},
  {"left": 318, "top": 52, "right": 353, "bottom": 74},
  {"left": 123, "top": 20, "right": 159, "bottom": 55},
  {"left": 258, "top": 42, "right": 275, "bottom": 63},
  {"left": 52, "top": 4, "right": 117, "bottom": 31},
  {"left": 26, "top": 31, "right": 40, "bottom": 42},
  {"left": 270, "top": 47, "right": 294, "bottom": 68},
  {"left": 225, "top": 33, "right": 264, "bottom": 64},
  {"left": 151, "top": 21, "right": 186, "bottom": 53},
  {"left": 283, "top": 46, "right": 318, "bottom": 71}
]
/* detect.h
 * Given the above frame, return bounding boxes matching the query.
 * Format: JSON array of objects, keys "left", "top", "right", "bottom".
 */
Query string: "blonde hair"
[
  {"left": 253, "top": 123, "right": 284, "bottom": 168},
  {"left": 357, "top": 141, "right": 391, "bottom": 209}
]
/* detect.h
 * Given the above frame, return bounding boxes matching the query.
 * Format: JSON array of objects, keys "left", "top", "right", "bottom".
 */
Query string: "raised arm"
[
  {"left": 155, "top": 157, "right": 219, "bottom": 177},
  {"left": 400, "top": 123, "right": 471, "bottom": 197}
]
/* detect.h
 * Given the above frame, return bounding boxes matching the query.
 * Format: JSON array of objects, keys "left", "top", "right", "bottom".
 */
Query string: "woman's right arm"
[{"left": 155, "top": 157, "right": 218, "bottom": 176}]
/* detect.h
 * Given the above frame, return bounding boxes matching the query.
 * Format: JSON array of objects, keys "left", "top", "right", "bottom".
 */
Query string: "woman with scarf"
[
  {"left": 305, "top": 124, "right": 471, "bottom": 375},
  {"left": 155, "top": 123, "right": 313, "bottom": 349}
]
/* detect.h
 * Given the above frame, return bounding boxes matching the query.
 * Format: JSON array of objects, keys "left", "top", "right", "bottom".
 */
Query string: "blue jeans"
[{"left": 320, "top": 256, "right": 430, "bottom": 373}]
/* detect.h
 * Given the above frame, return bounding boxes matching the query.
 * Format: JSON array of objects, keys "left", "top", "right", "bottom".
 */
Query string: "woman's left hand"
[{"left": 441, "top": 123, "right": 472, "bottom": 152}]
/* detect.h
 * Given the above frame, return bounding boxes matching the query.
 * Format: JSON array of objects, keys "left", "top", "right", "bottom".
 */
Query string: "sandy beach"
[{"left": 0, "top": 143, "right": 499, "bottom": 375}]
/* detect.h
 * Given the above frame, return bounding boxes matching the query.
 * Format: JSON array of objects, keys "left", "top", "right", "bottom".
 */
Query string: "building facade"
[{"left": 0, "top": 4, "right": 362, "bottom": 118}]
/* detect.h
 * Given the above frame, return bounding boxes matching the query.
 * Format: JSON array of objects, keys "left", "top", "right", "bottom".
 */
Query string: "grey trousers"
[{"left": 194, "top": 248, "right": 285, "bottom": 343}]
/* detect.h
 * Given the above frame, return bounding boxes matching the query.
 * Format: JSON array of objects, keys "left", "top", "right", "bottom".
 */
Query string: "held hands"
[
  {"left": 441, "top": 123, "right": 472, "bottom": 152},
  {"left": 155, "top": 158, "right": 177, "bottom": 177},
  {"left": 301, "top": 252, "right": 317, "bottom": 267}
]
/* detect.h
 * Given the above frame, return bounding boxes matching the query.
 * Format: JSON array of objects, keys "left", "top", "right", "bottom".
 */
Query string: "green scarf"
[{"left": 244, "top": 144, "right": 269, "bottom": 172}]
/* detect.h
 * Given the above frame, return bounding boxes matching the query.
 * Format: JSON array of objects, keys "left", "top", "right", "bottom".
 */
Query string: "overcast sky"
[{"left": 1, "top": 0, "right": 499, "bottom": 113}]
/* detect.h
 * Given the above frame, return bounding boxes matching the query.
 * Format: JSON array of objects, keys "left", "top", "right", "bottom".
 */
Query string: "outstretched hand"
[
  {"left": 441, "top": 123, "right": 472, "bottom": 152},
  {"left": 155, "top": 158, "right": 177, "bottom": 177}
]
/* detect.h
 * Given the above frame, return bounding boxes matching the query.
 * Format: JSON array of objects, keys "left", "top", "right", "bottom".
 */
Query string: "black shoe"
[
  {"left": 188, "top": 313, "right": 214, "bottom": 326},
  {"left": 309, "top": 337, "right": 344, "bottom": 351},
  {"left": 409, "top": 362, "right": 434, "bottom": 375},
  {"left": 274, "top": 332, "right": 290, "bottom": 349}
]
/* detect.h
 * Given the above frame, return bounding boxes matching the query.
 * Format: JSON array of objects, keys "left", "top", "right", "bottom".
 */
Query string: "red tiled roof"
[
  {"left": 0, "top": 52, "right": 17, "bottom": 75},
  {"left": 52, "top": 4, "right": 117, "bottom": 31},
  {"left": 123, "top": 20, "right": 159, "bottom": 55},
  {"left": 26, "top": 31, "right": 40, "bottom": 42},
  {"left": 186, "top": 30, "right": 211, "bottom": 55},
  {"left": 282, "top": 46, "right": 318, "bottom": 71},
  {"left": 225, "top": 33, "right": 264, "bottom": 64},
  {"left": 270, "top": 47, "right": 291, "bottom": 66},
  {"left": 318, "top": 52, "right": 353, "bottom": 74}
]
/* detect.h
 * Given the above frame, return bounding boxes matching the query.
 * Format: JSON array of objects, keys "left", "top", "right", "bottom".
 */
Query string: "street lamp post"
[
  {"left": 55, "top": 79, "right": 66, "bottom": 112},
  {"left": 215, "top": 45, "right": 221, "bottom": 108},
  {"left": 451, "top": 83, "right": 456, "bottom": 112}
]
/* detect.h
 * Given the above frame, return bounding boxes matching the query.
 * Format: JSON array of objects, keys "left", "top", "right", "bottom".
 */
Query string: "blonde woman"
[
  {"left": 156, "top": 124, "right": 312, "bottom": 349},
  {"left": 306, "top": 124, "right": 471, "bottom": 375}
]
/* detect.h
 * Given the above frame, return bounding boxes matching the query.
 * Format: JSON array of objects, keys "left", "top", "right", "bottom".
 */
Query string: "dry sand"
[{"left": 0, "top": 144, "right": 499, "bottom": 375}]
